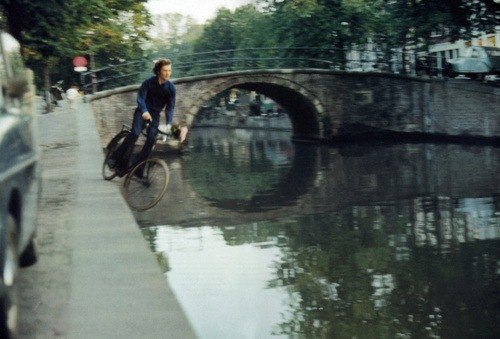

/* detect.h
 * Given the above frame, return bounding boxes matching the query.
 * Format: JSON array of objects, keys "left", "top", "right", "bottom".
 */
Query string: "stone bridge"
[{"left": 88, "top": 69, "right": 499, "bottom": 146}]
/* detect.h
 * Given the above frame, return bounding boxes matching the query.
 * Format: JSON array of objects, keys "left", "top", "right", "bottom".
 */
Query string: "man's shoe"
[
  {"left": 134, "top": 166, "right": 144, "bottom": 179},
  {"left": 114, "top": 161, "right": 128, "bottom": 177},
  {"left": 116, "top": 166, "right": 127, "bottom": 177}
]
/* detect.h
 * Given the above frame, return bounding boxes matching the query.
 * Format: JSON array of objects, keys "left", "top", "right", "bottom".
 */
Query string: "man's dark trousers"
[{"left": 111, "top": 108, "right": 159, "bottom": 170}]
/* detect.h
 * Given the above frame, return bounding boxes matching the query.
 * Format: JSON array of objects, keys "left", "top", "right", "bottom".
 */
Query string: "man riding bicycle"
[{"left": 108, "top": 58, "right": 178, "bottom": 175}]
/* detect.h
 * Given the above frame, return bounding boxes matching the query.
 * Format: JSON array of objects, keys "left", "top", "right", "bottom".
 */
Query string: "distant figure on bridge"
[{"left": 107, "top": 58, "right": 182, "bottom": 174}]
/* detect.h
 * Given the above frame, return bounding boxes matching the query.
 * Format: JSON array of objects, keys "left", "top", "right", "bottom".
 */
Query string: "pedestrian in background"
[{"left": 66, "top": 85, "right": 81, "bottom": 109}]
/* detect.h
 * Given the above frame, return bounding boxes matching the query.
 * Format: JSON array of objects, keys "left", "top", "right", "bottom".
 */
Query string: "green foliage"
[
  {"left": 255, "top": 0, "right": 496, "bottom": 50},
  {"left": 147, "top": 12, "right": 203, "bottom": 57},
  {"left": 232, "top": 5, "right": 277, "bottom": 49},
  {"left": 194, "top": 8, "right": 237, "bottom": 53},
  {"left": 170, "top": 0, "right": 496, "bottom": 76},
  {"left": 1, "top": 0, "right": 494, "bottom": 92},
  {"left": 186, "top": 140, "right": 288, "bottom": 202},
  {"left": 0, "top": 0, "right": 151, "bottom": 90}
]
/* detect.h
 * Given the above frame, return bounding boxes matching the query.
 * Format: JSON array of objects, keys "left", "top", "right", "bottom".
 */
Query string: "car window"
[
  {"left": 463, "top": 48, "right": 480, "bottom": 58},
  {"left": 0, "top": 32, "right": 31, "bottom": 114},
  {"left": 0, "top": 32, "right": 24, "bottom": 79},
  {"left": 485, "top": 48, "right": 500, "bottom": 57}
]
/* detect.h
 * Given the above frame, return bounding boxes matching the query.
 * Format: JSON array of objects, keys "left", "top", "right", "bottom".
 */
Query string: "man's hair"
[{"left": 153, "top": 58, "right": 172, "bottom": 75}]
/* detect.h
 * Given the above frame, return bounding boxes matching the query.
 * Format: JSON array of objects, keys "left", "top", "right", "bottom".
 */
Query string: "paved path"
[{"left": 17, "top": 100, "right": 196, "bottom": 338}]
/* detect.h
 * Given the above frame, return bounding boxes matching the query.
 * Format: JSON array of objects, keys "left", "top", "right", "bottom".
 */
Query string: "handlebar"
[{"left": 121, "top": 123, "right": 171, "bottom": 139}]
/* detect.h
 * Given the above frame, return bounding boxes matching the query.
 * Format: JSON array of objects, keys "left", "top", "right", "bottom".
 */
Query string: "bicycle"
[{"left": 102, "top": 124, "right": 170, "bottom": 211}]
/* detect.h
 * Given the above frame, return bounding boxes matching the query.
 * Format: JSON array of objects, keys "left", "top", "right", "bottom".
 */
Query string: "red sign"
[{"left": 72, "top": 56, "right": 88, "bottom": 67}]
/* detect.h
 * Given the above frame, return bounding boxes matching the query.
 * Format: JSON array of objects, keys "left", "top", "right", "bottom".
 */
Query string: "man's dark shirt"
[{"left": 136, "top": 76, "right": 176, "bottom": 124}]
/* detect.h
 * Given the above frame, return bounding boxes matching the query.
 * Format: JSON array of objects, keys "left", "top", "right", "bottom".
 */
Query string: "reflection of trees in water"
[
  {"left": 226, "top": 198, "right": 499, "bottom": 338},
  {"left": 144, "top": 130, "right": 498, "bottom": 336},
  {"left": 185, "top": 135, "right": 318, "bottom": 212},
  {"left": 182, "top": 135, "right": 498, "bottom": 336},
  {"left": 186, "top": 138, "right": 287, "bottom": 201}
]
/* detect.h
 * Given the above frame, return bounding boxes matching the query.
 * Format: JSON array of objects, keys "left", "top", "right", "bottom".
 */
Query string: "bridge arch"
[
  {"left": 176, "top": 73, "right": 326, "bottom": 141},
  {"left": 89, "top": 69, "right": 498, "bottom": 147}
]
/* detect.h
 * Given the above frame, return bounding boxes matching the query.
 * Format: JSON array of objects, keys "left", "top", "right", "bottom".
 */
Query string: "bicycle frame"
[{"left": 102, "top": 123, "right": 171, "bottom": 210}]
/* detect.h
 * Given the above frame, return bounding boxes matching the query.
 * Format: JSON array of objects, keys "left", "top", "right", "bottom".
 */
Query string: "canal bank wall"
[{"left": 17, "top": 100, "right": 196, "bottom": 338}]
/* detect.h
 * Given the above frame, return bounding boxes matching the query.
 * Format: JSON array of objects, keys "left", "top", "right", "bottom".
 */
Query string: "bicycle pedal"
[{"left": 116, "top": 167, "right": 127, "bottom": 177}]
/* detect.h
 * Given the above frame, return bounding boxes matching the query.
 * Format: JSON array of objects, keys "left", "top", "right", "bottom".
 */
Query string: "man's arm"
[
  {"left": 136, "top": 78, "right": 150, "bottom": 114},
  {"left": 165, "top": 83, "right": 176, "bottom": 125}
]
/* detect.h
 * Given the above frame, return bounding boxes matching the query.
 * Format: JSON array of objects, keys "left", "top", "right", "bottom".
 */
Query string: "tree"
[
  {"left": 230, "top": 5, "right": 278, "bottom": 68},
  {"left": 194, "top": 8, "right": 237, "bottom": 53},
  {"left": 255, "top": 0, "right": 498, "bottom": 71},
  {"left": 257, "top": 0, "right": 392, "bottom": 68},
  {"left": 0, "top": 0, "right": 151, "bottom": 109},
  {"left": 187, "top": 8, "right": 238, "bottom": 74},
  {"left": 1, "top": 0, "right": 69, "bottom": 102},
  {"left": 146, "top": 12, "right": 204, "bottom": 77}
]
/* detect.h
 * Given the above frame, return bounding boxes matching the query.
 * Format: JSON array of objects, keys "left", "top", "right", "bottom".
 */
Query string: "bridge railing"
[{"left": 80, "top": 47, "right": 442, "bottom": 93}]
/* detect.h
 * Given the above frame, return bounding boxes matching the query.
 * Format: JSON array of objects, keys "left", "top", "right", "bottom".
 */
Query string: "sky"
[{"left": 145, "top": 0, "right": 252, "bottom": 23}]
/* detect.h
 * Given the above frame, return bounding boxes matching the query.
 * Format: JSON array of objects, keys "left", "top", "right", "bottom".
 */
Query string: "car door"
[{"left": 0, "top": 30, "right": 39, "bottom": 337}]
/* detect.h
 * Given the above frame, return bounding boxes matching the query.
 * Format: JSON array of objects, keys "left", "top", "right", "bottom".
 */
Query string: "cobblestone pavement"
[{"left": 17, "top": 104, "right": 77, "bottom": 337}]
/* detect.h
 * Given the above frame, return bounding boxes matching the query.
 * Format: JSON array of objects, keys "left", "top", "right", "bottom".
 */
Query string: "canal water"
[{"left": 135, "top": 127, "right": 498, "bottom": 339}]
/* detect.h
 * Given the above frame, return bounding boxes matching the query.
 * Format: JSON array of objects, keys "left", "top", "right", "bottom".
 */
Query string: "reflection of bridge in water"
[
  {"left": 137, "top": 130, "right": 498, "bottom": 249},
  {"left": 137, "top": 128, "right": 497, "bottom": 338}
]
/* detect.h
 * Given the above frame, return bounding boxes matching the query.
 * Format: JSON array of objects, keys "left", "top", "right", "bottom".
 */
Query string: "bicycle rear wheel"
[
  {"left": 102, "top": 130, "right": 129, "bottom": 180},
  {"left": 123, "top": 157, "right": 169, "bottom": 211}
]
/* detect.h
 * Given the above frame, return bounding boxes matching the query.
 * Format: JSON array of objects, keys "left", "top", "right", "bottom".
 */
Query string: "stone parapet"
[{"left": 87, "top": 70, "right": 499, "bottom": 146}]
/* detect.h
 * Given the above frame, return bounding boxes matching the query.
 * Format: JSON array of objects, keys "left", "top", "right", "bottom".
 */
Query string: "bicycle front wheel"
[
  {"left": 102, "top": 130, "right": 129, "bottom": 180},
  {"left": 123, "top": 157, "right": 169, "bottom": 211}
]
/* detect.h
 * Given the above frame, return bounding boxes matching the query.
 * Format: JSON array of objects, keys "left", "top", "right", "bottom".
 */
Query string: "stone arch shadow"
[
  {"left": 183, "top": 137, "right": 320, "bottom": 214},
  {"left": 180, "top": 75, "right": 327, "bottom": 141}
]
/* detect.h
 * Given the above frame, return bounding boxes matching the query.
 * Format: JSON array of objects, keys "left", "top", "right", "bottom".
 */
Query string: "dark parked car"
[{"left": 0, "top": 31, "right": 39, "bottom": 337}]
